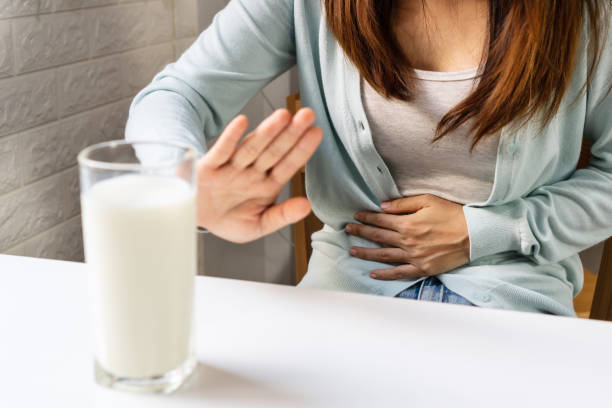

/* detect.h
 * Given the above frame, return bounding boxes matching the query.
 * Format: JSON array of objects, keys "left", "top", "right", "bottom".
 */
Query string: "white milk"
[{"left": 82, "top": 175, "right": 196, "bottom": 378}]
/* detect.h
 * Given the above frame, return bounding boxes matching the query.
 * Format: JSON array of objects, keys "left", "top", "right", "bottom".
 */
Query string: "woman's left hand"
[{"left": 345, "top": 194, "right": 470, "bottom": 280}]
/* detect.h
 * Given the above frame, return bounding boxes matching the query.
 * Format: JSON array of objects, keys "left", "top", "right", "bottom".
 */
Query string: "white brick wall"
[{"left": 0, "top": 0, "right": 200, "bottom": 262}]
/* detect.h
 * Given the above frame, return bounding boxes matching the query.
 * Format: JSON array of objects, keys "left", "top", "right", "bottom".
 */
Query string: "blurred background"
[{"left": 0, "top": 0, "right": 602, "bottom": 284}]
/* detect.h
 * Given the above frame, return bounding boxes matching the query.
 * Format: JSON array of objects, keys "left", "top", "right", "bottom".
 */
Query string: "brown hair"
[{"left": 324, "top": 0, "right": 610, "bottom": 148}]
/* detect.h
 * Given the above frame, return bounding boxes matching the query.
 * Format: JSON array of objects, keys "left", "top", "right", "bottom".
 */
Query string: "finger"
[
  {"left": 354, "top": 211, "right": 402, "bottom": 232},
  {"left": 253, "top": 108, "right": 316, "bottom": 172},
  {"left": 345, "top": 223, "right": 403, "bottom": 247},
  {"left": 370, "top": 264, "right": 424, "bottom": 280},
  {"left": 380, "top": 194, "right": 433, "bottom": 214},
  {"left": 231, "top": 109, "right": 292, "bottom": 169},
  {"left": 200, "top": 115, "right": 248, "bottom": 169},
  {"left": 269, "top": 126, "right": 323, "bottom": 185},
  {"left": 259, "top": 197, "right": 312, "bottom": 236},
  {"left": 349, "top": 247, "right": 408, "bottom": 263}
]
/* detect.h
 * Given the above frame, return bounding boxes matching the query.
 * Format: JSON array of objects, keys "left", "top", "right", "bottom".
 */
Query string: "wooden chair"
[{"left": 287, "top": 93, "right": 612, "bottom": 321}]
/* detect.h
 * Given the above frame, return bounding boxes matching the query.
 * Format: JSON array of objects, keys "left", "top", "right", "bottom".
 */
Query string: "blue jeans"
[{"left": 396, "top": 277, "right": 474, "bottom": 306}]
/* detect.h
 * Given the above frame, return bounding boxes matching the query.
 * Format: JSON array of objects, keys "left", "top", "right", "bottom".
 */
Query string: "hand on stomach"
[{"left": 346, "top": 194, "right": 470, "bottom": 280}]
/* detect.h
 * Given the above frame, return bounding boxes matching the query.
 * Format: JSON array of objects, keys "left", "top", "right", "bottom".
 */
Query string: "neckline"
[
  {"left": 411, "top": 66, "right": 481, "bottom": 82},
  {"left": 347, "top": 59, "right": 506, "bottom": 206}
]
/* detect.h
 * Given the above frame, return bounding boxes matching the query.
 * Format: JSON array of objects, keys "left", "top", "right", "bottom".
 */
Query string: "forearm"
[{"left": 465, "top": 164, "right": 612, "bottom": 264}]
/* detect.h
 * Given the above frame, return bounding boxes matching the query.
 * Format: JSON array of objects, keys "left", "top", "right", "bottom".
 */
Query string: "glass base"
[{"left": 94, "top": 356, "right": 197, "bottom": 394}]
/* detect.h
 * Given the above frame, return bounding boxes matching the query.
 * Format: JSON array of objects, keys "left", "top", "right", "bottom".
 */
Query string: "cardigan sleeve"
[
  {"left": 125, "top": 0, "right": 296, "bottom": 153},
  {"left": 463, "top": 20, "right": 612, "bottom": 264}
]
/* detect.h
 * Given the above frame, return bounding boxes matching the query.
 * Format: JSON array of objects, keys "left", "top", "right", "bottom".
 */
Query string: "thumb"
[
  {"left": 380, "top": 195, "right": 432, "bottom": 214},
  {"left": 260, "top": 197, "right": 312, "bottom": 236}
]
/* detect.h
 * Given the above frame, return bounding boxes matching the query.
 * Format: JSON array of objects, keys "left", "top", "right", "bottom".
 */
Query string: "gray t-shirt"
[{"left": 362, "top": 67, "right": 500, "bottom": 204}]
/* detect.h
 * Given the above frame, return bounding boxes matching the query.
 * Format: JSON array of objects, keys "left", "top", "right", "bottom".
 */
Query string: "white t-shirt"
[{"left": 361, "top": 67, "right": 500, "bottom": 204}]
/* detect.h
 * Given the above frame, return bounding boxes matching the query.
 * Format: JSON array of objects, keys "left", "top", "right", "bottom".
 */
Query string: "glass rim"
[{"left": 77, "top": 140, "right": 198, "bottom": 172}]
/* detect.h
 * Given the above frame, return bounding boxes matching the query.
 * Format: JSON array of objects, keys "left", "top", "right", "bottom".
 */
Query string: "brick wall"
[{"left": 0, "top": 0, "right": 200, "bottom": 262}]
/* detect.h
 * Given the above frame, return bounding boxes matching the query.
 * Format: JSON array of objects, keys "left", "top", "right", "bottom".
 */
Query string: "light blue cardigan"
[{"left": 126, "top": 0, "right": 612, "bottom": 315}]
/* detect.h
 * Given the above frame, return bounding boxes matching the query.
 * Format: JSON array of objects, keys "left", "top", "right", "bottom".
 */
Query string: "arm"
[
  {"left": 126, "top": 0, "right": 325, "bottom": 243},
  {"left": 463, "top": 28, "right": 612, "bottom": 264},
  {"left": 126, "top": 0, "right": 296, "bottom": 152}
]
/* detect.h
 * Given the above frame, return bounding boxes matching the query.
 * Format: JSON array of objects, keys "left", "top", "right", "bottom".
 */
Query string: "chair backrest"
[{"left": 287, "top": 93, "right": 612, "bottom": 320}]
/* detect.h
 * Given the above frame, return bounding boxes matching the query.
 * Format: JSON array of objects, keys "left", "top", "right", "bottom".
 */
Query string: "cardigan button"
[{"left": 506, "top": 142, "right": 517, "bottom": 154}]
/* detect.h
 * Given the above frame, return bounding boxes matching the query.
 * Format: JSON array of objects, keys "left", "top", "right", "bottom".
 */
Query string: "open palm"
[{"left": 196, "top": 108, "right": 322, "bottom": 243}]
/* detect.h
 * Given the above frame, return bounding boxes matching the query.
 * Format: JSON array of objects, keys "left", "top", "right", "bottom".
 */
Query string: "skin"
[
  {"left": 196, "top": 108, "right": 322, "bottom": 243},
  {"left": 346, "top": 195, "right": 470, "bottom": 280},
  {"left": 197, "top": 0, "right": 488, "bottom": 281},
  {"left": 392, "top": 0, "right": 489, "bottom": 72}
]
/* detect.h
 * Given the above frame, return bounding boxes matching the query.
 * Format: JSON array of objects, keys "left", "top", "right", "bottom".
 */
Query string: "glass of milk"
[{"left": 78, "top": 140, "right": 198, "bottom": 394}]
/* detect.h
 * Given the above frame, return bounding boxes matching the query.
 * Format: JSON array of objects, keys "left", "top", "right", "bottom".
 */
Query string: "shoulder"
[
  {"left": 230, "top": 0, "right": 296, "bottom": 21},
  {"left": 229, "top": 0, "right": 325, "bottom": 35},
  {"left": 222, "top": 0, "right": 298, "bottom": 51}
]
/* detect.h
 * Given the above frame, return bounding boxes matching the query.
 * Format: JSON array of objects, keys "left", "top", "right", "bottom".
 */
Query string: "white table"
[{"left": 1, "top": 255, "right": 611, "bottom": 407}]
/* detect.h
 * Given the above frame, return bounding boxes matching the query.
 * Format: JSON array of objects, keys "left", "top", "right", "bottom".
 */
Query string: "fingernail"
[
  {"left": 345, "top": 224, "right": 352, "bottom": 233},
  {"left": 381, "top": 202, "right": 390, "bottom": 210},
  {"left": 349, "top": 248, "right": 357, "bottom": 255},
  {"left": 353, "top": 212, "right": 361, "bottom": 220},
  {"left": 370, "top": 272, "right": 378, "bottom": 279}
]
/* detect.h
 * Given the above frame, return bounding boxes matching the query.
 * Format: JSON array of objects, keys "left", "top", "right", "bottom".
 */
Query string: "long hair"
[{"left": 324, "top": 0, "right": 610, "bottom": 148}]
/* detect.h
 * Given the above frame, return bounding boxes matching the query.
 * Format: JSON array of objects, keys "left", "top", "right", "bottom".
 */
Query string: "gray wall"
[
  {"left": 0, "top": 0, "right": 192, "bottom": 261},
  {"left": 0, "top": 0, "right": 298, "bottom": 285}
]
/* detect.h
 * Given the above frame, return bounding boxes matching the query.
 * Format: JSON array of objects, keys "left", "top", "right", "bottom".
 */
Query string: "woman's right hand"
[{"left": 196, "top": 108, "right": 323, "bottom": 243}]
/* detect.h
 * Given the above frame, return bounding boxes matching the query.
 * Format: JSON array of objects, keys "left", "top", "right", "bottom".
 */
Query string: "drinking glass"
[{"left": 78, "top": 140, "right": 198, "bottom": 393}]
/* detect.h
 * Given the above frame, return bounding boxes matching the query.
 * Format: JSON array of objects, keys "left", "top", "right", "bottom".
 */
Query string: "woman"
[{"left": 126, "top": 0, "right": 612, "bottom": 314}]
